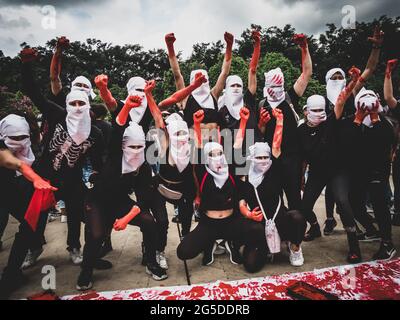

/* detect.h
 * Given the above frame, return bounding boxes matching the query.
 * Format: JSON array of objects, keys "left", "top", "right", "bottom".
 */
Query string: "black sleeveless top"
[{"left": 184, "top": 94, "right": 220, "bottom": 128}]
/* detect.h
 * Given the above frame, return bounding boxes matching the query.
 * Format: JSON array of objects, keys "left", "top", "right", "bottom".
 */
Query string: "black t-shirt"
[
  {"left": 0, "top": 140, "right": 35, "bottom": 219},
  {"left": 298, "top": 114, "right": 338, "bottom": 173},
  {"left": 184, "top": 94, "right": 220, "bottom": 128},
  {"left": 349, "top": 115, "right": 395, "bottom": 177},
  {"left": 238, "top": 161, "right": 282, "bottom": 220},
  {"left": 22, "top": 62, "right": 104, "bottom": 185},
  {"left": 260, "top": 87, "right": 301, "bottom": 157}
]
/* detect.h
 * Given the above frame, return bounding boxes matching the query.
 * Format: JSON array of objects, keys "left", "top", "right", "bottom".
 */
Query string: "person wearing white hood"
[
  {"left": 384, "top": 59, "right": 400, "bottom": 226},
  {"left": 78, "top": 120, "right": 168, "bottom": 290},
  {"left": 21, "top": 47, "right": 105, "bottom": 266},
  {"left": 177, "top": 110, "right": 265, "bottom": 272},
  {"left": 49, "top": 36, "right": 96, "bottom": 106},
  {"left": 0, "top": 114, "right": 57, "bottom": 299},
  {"left": 258, "top": 34, "right": 312, "bottom": 211},
  {"left": 218, "top": 30, "right": 262, "bottom": 142},
  {"left": 335, "top": 67, "right": 397, "bottom": 261},
  {"left": 165, "top": 32, "right": 233, "bottom": 140},
  {"left": 324, "top": 26, "right": 384, "bottom": 117},
  {"left": 298, "top": 92, "right": 364, "bottom": 263},
  {"left": 238, "top": 141, "right": 306, "bottom": 270}
]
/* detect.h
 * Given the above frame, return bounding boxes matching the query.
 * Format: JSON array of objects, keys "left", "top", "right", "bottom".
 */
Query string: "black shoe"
[
  {"left": 94, "top": 259, "right": 113, "bottom": 270},
  {"left": 76, "top": 269, "right": 93, "bottom": 291},
  {"left": 392, "top": 214, "right": 400, "bottom": 226},
  {"left": 323, "top": 219, "right": 337, "bottom": 236},
  {"left": 372, "top": 242, "right": 397, "bottom": 261},
  {"left": 202, "top": 243, "right": 216, "bottom": 266},
  {"left": 304, "top": 224, "right": 321, "bottom": 242},
  {"left": 225, "top": 241, "right": 243, "bottom": 265},
  {"left": 357, "top": 231, "right": 381, "bottom": 242},
  {"left": 99, "top": 238, "right": 113, "bottom": 258},
  {"left": 146, "top": 263, "right": 168, "bottom": 281},
  {"left": 346, "top": 232, "right": 362, "bottom": 264}
]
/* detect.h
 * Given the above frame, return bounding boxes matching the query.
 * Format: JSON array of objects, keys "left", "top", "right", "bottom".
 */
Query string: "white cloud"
[{"left": 0, "top": 0, "right": 397, "bottom": 57}]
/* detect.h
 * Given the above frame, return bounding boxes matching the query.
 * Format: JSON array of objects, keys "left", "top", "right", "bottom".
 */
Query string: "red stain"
[{"left": 71, "top": 291, "right": 101, "bottom": 300}]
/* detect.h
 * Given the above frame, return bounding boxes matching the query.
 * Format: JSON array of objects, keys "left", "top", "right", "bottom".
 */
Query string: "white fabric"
[
  {"left": 354, "top": 88, "right": 384, "bottom": 128},
  {"left": 122, "top": 122, "right": 146, "bottom": 174},
  {"left": 0, "top": 114, "right": 35, "bottom": 167},
  {"left": 167, "top": 119, "right": 191, "bottom": 173},
  {"left": 204, "top": 142, "right": 229, "bottom": 189},
  {"left": 325, "top": 68, "right": 346, "bottom": 106},
  {"left": 190, "top": 70, "right": 215, "bottom": 110},
  {"left": 125, "top": 77, "right": 148, "bottom": 124},
  {"left": 65, "top": 91, "right": 91, "bottom": 145},
  {"left": 247, "top": 142, "right": 272, "bottom": 189},
  {"left": 221, "top": 75, "right": 244, "bottom": 120},
  {"left": 263, "top": 68, "right": 285, "bottom": 109},
  {"left": 71, "top": 76, "right": 96, "bottom": 100},
  {"left": 306, "top": 95, "right": 327, "bottom": 126}
]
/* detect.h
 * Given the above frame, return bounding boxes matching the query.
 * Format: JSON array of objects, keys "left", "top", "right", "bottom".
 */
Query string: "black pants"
[
  {"left": 351, "top": 170, "right": 392, "bottom": 242},
  {"left": 325, "top": 183, "right": 335, "bottom": 219},
  {"left": 302, "top": 170, "right": 357, "bottom": 231},
  {"left": 177, "top": 214, "right": 265, "bottom": 263},
  {"left": 81, "top": 195, "right": 159, "bottom": 272},
  {"left": 393, "top": 151, "right": 400, "bottom": 214},
  {"left": 177, "top": 196, "right": 194, "bottom": 236},
  {"left": 281, "top": 155, "right": 302, "bottom": 210},
  {"left": 275, "top": 209, "right": 306, "bottom": 245},
  {"left": 149, "top": 192, "right": 169, "bottom": 252},
  {"left": 62, "top": 182, "right": 85, "bottom": 251},
  {"left": 0, "top": 206, "right": 9, "bottom": 241}
]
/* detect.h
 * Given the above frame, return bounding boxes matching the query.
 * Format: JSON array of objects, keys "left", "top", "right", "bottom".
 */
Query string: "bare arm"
[
  {"left": 50, "top": 36, "right": 69, "bottom": 96},
  {"left": 353, "top": 27, "right": 384, "bottom": 96},
  {"left": 165, "top": 33, "right": 185, "bottom": 92},
  {"left": 335, "top": 67, "right": 361, "bottom": 120},
  {"left": 293, "top": 34, "right": 312, "bottom": 97},
  {"left": 211, "top": 32, "right": 234, "bottom": 99},
  {"left": 384, "top": 59, "right": 398, "bottom": 109},
  {"left": 248, "top": 30, "right": 261, "bottom": 95}
]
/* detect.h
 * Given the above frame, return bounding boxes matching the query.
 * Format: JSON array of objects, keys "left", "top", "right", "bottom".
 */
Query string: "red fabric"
[{"left": 24, "top": 188, "right": 56, "bottom": 231}]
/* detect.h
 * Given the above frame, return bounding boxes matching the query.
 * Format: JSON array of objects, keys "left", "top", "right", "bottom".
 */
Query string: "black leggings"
[
  {"left": 281, "top": 155, "right": 302, "bottom": 210},
  {"left": 302, "top": 170, "right": 357, "bottom": 231},
  {"left": 177, "top": 196, "right": 194, "bottom": 236},
  {"left": 81, "top": 196, "right": 159, "bottom": 272},
  {"left": 177, "top": 214, "right": 265, "bottom": 272},
  {"left": 393, "top": 150, "right": 400, "bottom": 214},
  {"left": 0, "top": 206, "right": 9, "bottom": 241},
  {"left": 243, "top": 209, "right": 306, "bottom": 273},
  {"left": 149, "top": 193, "right": 169, "bottom": 252},
  {"left": 325, "top": 183, "right": 335, "bottom": 219},
  {"left": 350, "top": 171, "right": 392, "bottom": 242}
]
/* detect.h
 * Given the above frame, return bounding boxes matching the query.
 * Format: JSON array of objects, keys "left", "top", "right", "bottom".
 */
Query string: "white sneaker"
[
  {"left": 61, "top": 215, "right": 68, "bottom": 223},
  {"left": 21, "top": 248, "right": 44, "bottom": 270},
  {"left": 289, "top": 244, "right": 304, "bottom": 267},
  {"left": 156, "top": 251, "right": 168, "bottom": 270},
  {"left": 69, "top": 248, "right": 83, "bottom": 265}
]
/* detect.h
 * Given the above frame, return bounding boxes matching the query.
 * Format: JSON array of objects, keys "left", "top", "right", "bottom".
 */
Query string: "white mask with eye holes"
[
  {"left": 122, "top": 122, "right": 146, "bottom": 174},
  {"left": 190, "top": 70, "right": 215, "bottom": 110},
  {"left": 325, "top": 68, "right": 346, "bottom": 106},
  {"left": 306, "top": 95, "right": 327, "bottom": 127},
  {"left": 124, "top": 77, "right": 148, "bottom": 124},
  {"left": 247, "top": 142, "right": 272, "bottom": 189},
  {"left": 221, "top": 75, "right": 244, "bottom": 120},
  {"left": 71, "top": 76, "right": 96, "bottom": 100},
  {"left": 167, "top": 119, "right": 191, "bottom": 173},
  {"left": 204, "top": 142, "right": 229, "bottom": 189},
  {"left": 0, "top": 114, "right": 35, "bottom": 173},
  {"left": 65, "top": 90, "right": 91, "bottom": 145}
]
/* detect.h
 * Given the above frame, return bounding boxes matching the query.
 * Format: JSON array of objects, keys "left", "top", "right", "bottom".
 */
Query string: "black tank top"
[{"left": 184, "top": 94, "right": 220, "bottom": 128}]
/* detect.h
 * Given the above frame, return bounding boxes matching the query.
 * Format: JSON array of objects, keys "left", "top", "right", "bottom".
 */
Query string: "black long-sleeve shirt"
[{"left": 21, "top": 62, "right": 104, "bottom": 185}]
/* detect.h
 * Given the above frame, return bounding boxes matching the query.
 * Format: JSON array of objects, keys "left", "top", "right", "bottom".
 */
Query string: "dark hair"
[{"left": 90, "top": 103, "right": 109, "bottom": 119}]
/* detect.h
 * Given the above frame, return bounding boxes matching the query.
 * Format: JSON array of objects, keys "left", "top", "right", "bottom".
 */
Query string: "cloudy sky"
[{"left": 0, "top": 0, "right": 399, "bottom": 57}]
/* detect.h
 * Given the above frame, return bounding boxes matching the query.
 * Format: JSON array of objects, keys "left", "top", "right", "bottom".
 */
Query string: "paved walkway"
[{"left": 1, "top": 195, "right": 399, "bottom": 299}]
